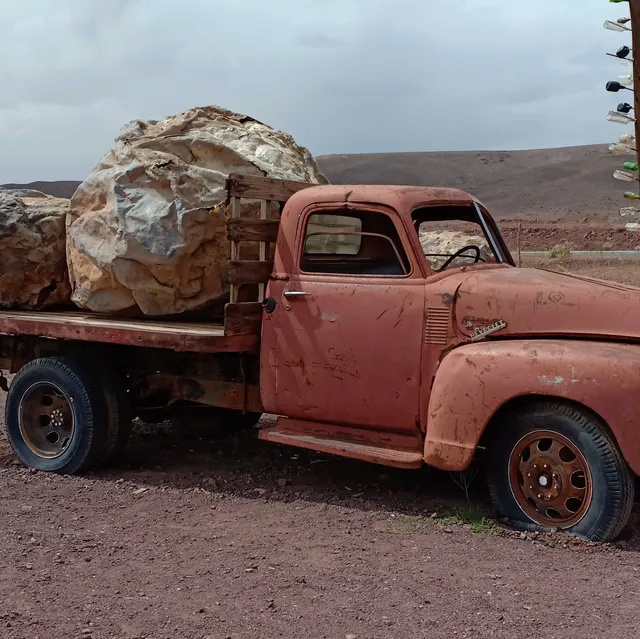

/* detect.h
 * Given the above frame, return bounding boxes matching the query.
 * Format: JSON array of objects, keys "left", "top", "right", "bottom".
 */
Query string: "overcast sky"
[{"left": 0, "top": 0, "right": 632, "bottom": 182}]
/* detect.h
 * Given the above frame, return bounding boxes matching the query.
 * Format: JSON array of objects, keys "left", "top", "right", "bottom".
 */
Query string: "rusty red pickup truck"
[{"left": 0, "top": 174, "right": 636, "bottom": 542}]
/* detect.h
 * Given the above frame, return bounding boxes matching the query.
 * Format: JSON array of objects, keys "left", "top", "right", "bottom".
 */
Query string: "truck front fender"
[{"left": 424, "top": 339, "right": 640, "bottom": 474}]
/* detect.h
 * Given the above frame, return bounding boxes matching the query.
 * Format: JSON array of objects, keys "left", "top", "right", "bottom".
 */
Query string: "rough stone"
[
  {"left": 0, "top": 191, "right": 70, "bottom": 309},
  {"left": 67, "top": 106, "right": 327, "bottom": 316}
]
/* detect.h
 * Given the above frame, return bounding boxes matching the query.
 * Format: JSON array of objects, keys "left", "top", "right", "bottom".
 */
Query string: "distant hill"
[
  {"left": 0, "top": 181, "right": 81, "bottom": 199},
  {"left": 317, "top": 144, "right": 625, "bottom": 221},
  {"left": 2, "top": 144, "right": 628, "bottom": 220}
]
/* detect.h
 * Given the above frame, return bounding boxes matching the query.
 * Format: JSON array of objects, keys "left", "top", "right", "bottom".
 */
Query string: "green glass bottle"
[
  {"left": 623, "top": 161, "right": 639, "bottom": 171},
  {"left": 624, "top": 191, "right": 640, "bottom": 200}
]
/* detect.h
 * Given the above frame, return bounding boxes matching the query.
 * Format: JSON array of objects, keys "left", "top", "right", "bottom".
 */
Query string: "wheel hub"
[
  {"left": 508, "top": 430, "right": 593, "bottom": 528},
  {"left": 18, "top": 382, "right": 75, "bottom": 459}
]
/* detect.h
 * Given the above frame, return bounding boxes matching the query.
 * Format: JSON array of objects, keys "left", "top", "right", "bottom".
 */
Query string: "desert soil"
[
  {"left": 502, "top": 222, "right": 640, "bottom": 253},
  {"left": 2, "top": 418, "right": 640, "bottom": 639},
  {"left": 0, "top": 257, "right": 639, "bottom": 639}
]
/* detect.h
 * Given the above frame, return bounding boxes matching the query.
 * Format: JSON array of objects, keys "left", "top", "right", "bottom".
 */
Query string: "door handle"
[{"left": 284, "top": 291, "right": 312, "bottom": 299}]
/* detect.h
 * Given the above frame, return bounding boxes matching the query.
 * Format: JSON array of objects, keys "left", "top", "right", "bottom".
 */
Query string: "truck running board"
[{"left": 259, "top": 419, "right": 424, "bottom": 469}]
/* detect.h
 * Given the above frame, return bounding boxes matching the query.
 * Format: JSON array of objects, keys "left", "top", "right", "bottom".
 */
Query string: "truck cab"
[{"left": 260, "top": 184, "right": 512, "bottom": 437}]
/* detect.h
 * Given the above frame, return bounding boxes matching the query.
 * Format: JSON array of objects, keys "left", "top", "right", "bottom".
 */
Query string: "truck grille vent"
[{"left": 424, "top": 308, "right": 449, "bottom": 345}]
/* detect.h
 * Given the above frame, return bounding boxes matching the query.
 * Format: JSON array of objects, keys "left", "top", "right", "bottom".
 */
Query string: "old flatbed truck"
[{"left": 0, "top": 173, "right": 638, "bottom": 541}]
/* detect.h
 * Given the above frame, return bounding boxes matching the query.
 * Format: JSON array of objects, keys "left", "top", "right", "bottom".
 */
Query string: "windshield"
[{"left": 412, "top": 203, "right": 508, "bottom": 272}]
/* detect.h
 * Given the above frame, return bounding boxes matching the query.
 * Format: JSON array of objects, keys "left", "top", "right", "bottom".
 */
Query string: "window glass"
[
  {"left": 301, "top": 209, "right": 410, "bottom": 276},
  {"left": 411, "top": 205, "right": 500, "bottom": 271},
  {"left": 304, "top": 214, "right": 362, "bottom": 255}
]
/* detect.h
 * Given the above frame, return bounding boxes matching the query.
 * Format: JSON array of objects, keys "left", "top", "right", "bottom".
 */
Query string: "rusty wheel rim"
[
  {"left": 18, "top": 382, "right": 75, "bottom": 458},
  {"left": 508, "top": 430, "right": 593, "bottom": 529}
]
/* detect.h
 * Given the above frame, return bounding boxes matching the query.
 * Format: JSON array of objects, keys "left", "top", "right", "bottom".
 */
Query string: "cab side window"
[{"left": 300, "top": 209, "right": 410, "bottom": 276}]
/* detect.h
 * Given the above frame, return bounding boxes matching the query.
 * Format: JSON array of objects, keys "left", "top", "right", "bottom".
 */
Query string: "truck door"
[{"left": 260, "top": 204, "right": 425, "bottom": 433}]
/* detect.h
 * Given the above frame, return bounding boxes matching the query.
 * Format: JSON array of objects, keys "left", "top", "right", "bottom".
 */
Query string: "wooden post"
[
  {"left": 258, "top": 200, "right": 269, "bottom": 301},
  {"left": 517, "top": 221, "right": 522, "bottom": 267},
  {"left": 229, "top": 196, "right": 240, "bottom": 303},
  {"left": 632, "top": 0, "right": 640, "bottom": 181}
]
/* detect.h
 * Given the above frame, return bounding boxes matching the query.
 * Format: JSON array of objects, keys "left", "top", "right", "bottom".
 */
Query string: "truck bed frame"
[{"left": 0, "top": 310, "right": 257, "bottom": 354}]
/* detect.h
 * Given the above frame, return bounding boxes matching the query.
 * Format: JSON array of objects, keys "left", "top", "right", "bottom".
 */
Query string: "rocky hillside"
[
  {"left": 1, "top": 181, "right": 80, "bottom": 199},
  {"left": 317, "top": 145, "right": 625, "bottom": 221}
]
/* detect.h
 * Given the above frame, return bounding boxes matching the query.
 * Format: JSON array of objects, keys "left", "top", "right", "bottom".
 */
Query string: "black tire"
[
  {"left": 487, "top": 401, "right": 634, "bottom": 542},
  {"left": 98, "top": 370, "right": 132, "bottom": 465},
  {"left": 5, "top": 357, "right": 109, "bottom": 475}
]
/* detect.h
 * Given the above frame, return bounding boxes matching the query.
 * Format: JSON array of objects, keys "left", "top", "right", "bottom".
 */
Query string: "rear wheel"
[
  {"left": 5, "top": 357, "right": 109, "bottom": 474},
  {"left": 487, "top": 401, "right": 634, "bottom": 542},
  {"left": 99, "top": 370, "right": 132, "bottom": 465}
]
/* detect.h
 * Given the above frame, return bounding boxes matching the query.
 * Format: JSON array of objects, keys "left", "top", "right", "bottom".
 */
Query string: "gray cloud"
[
  {"left": 0, "top": 0, "right": 630, "bottom": 181},
  {"left": 296, "top": 34, "right": 347, "bottom": 49}
]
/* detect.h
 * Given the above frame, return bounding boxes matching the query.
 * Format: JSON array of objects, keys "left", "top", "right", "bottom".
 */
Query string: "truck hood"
[{"left": 453, "top": 267, "right": 640, "bottom": 342}]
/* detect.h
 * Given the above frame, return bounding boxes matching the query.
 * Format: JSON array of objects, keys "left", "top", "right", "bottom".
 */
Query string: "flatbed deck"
[{"left": 0, "top": 311, "right": 259, "bottom": 354}]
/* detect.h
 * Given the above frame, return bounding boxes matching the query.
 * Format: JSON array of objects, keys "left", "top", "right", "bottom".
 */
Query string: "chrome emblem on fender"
[{"left": 470, "top": 320, "right": 507, "bottom": 341}]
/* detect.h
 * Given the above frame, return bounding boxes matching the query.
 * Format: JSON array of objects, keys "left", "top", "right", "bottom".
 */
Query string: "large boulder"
[
  {"left": 0, "top": 191, "right": 71, "bottom": 309},
  {"left": 67, "top": 106, "right": 327, "bottom": 316}
]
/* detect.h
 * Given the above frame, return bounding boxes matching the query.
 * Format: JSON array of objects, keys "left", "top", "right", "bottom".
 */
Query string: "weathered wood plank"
[
  {"left": 224, "top": 302, "right": 263, "bottom": 337},
  {"left": 227, "top": 218, "right": 280, "bottom": 242},
  {"left": 258, "top": 200, "right": 269, "bottom": 300},
  {"left": 225, "top": 173, "right": 314, "bottom": 202},
  {"left": 226, "top": 260, "right": 273, "bottom": 285},
  {"left": 229, "top": 196, "right": 241, "bottom": 303}
]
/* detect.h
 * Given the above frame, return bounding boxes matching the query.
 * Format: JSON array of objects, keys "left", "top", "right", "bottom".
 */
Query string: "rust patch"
[
  {"left": 134, "top": 374, "right": 263, "bottom": 412},
  {"left": 259, "top": 418, "right": 424, "bottom": 468},
  {"left": 440, "top": 292, "right": 459, "bottom": 306}
]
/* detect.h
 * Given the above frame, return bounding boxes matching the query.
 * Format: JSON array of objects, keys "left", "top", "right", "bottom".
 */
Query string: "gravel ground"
[
  {"left": 501, "top": 221, "right": 640, "bottom": 252},
  {"left": 0, "top": 413, "right": 640, "bottom": 639}
]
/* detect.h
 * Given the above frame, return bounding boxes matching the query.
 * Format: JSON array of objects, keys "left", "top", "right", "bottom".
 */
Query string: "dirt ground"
[
  {"left": 2, "top": 417, "right": 640, "bottom": 639},
  {"left": 1, "top": 256, "right": 640, "bottom": 639},
  {"left": 502, "top": 221, "right": 640, "bottom": 252}
]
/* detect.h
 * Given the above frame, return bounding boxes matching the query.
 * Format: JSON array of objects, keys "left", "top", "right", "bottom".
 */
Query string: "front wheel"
[{"left": 487, "top": 401, "right": 634, "bottom": 542}]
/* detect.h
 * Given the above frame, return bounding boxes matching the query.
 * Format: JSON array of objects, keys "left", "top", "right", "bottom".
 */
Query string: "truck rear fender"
[{"left": 424, "top": 339, "right": 640, "bottom": 475}]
